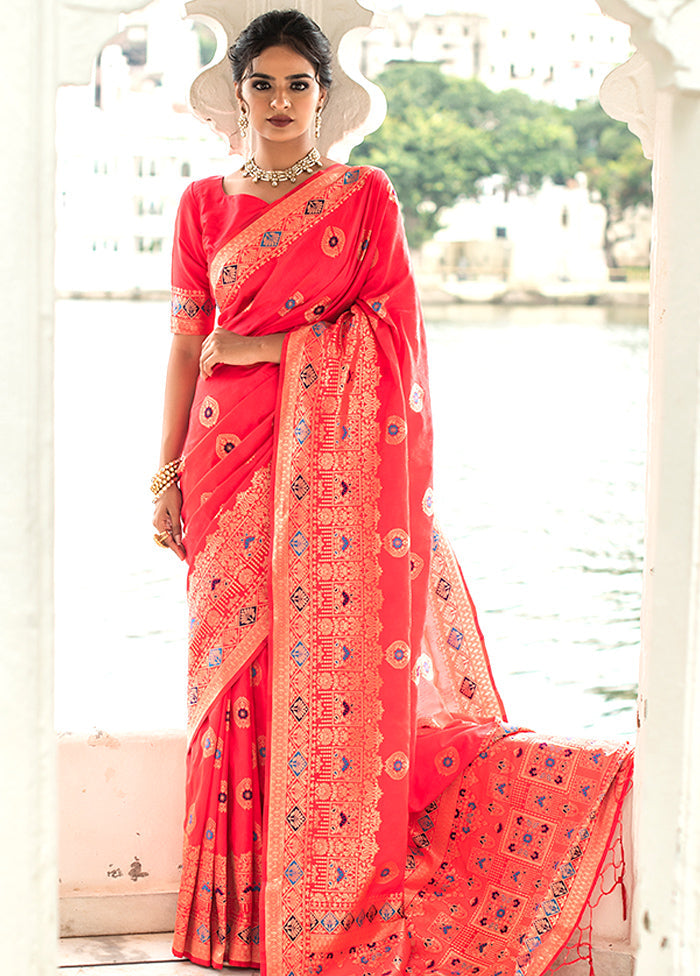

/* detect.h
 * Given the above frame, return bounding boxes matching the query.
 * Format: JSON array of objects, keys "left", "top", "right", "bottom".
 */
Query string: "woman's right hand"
[{"left": 152, "top": 484, "right": 186, "bottom": 561}]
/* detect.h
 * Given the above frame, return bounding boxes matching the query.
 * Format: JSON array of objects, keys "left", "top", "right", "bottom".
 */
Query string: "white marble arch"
[
  {"left": 4, "top": 0, "right": 700, "bottom": 971},
  {"left": 183, "top": 0, "right": 386, "bottom": 159}
]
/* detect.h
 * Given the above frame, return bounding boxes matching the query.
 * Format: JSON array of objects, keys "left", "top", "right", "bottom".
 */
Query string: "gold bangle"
[
  {"left": 150, "top": 457, "right": 183, "bottom": 497},
  {"left": 152, "top": 477, "right": 180, "bottom": 502}
]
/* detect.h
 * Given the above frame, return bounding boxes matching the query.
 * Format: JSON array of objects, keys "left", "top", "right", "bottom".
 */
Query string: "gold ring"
[{"left": 154, "top": 531, "right": 170, "bottom": 548}]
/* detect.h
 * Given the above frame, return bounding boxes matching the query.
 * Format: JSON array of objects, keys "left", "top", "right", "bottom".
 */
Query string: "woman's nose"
[{"left": 270, "top": 89, "right": 290, "bottom": 108}]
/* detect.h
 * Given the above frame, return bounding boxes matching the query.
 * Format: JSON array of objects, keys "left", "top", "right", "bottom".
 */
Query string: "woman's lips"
[{"left": 268, "top": 117, "right": 293, "bottom": 127}]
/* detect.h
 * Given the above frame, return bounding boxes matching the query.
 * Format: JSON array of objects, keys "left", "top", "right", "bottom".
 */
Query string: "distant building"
[
  {"left": 422, "top": 174, "right": 611, "bottom": 289},
  {"left": 362, "top": 11, "right": 488, "bottom": 81},
  {"left": 55, "top": 0, "right": 226, "bottom": 295},
  {"left": 362, "top": 3, "right": 631, "bottom": 108}
]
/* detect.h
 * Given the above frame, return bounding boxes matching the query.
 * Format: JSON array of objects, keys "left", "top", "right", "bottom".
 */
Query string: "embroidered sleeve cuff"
[{"left": 170, "top": 287, "right": 216, "bottom": 335}]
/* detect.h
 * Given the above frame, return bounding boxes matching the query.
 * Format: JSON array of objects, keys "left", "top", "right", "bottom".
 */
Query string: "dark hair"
[{"left": 228, "top": 9, "right": 332, "bottom": 90}]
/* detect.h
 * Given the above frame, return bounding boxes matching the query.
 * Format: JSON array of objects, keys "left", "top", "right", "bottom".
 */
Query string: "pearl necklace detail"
[{"left": 242, "top": 147, "right": 322, "bottom": 187}]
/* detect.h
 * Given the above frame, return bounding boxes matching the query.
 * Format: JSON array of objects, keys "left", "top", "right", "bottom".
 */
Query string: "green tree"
[
  {"left": 192, "top": 22, "right": 217, "bottom": 68},
  {"left": 569, "top": 99, "right": 652, "bottom": 267},
  {"left": 487, "top": 103, "right": 578, "bottom": 198},
  {"left": 350, "top": 63, "right": 650, "bottom": 260},
  {"left": 350, "top": 63, "right": 579, "bottom": 247},
  {"left": 353, "top": 107, "right": 494, "bottom": 245},
  {"left": 351, "top": 65, "right": 495, "bottom": 246}
]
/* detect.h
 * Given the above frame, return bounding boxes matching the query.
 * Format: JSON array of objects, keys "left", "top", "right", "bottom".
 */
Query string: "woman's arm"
[
  {"left": 153, "top": 334, "right": 205, "bottom": 559},
  {"left": 154, "top": 330, "right": 287, "bottom": 558},
  {"left": 160, "top": 334, "right": 205, "bottom": 464},
  {"left": 199, "top": 327, "right": 286, "bottom": 377}
]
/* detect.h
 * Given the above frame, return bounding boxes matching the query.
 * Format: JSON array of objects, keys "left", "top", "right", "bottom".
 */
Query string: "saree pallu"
[{"left": 169, "top": 166, "right": 633, "bottom": 975}]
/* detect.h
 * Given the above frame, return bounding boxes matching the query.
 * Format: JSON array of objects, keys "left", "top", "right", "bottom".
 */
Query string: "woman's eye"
[
  {"left": 290, "top": 81, "right": 309, "bottom": 91},
  {"left": 251, "top": 80, "right": 270, "bottom": 91}
]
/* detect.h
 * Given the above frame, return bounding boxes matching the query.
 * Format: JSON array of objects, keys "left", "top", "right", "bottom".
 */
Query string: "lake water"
[{"left": 54, "top": 299, "right": 646, "bottom": 740}]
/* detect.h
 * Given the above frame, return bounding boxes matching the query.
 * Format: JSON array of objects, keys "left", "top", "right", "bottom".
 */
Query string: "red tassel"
[
  {"left": 620, "top": 878, "right": 628, "bottom": 922},
  {"left": 619, "top": 820, "right": 628, "bottom": 921}
]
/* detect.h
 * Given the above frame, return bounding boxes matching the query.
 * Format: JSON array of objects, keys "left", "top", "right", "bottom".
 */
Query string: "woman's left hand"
[{"left": 200, "top": 327, "right": 284, "bottom": 377}]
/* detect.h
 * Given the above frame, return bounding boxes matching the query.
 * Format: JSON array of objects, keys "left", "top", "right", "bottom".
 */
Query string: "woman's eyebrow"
[{"left": 248, "top": 72, "right": 314, "bottom": 80}]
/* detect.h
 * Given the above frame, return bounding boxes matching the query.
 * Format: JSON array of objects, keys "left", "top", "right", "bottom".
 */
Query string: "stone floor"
[
  {"left": 58, "top": 933, "right": 632, "bottom": 975},
  {"left": 58, "top": 932, "right": 257, "bottom": 974}
]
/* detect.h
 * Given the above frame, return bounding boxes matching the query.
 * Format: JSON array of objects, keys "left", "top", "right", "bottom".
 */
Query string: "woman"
[{"left": 153, "top": 10, "right": 633, "bottom": 974}]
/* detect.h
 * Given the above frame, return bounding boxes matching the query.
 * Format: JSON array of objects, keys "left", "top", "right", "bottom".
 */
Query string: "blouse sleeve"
[{"left": 170, "top": 183, "right": 216, "bottom": 336}]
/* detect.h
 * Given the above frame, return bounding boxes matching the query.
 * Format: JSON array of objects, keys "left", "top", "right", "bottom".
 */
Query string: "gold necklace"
[{"left": 242, "top": 147, "right": 321, "bottom": 187}]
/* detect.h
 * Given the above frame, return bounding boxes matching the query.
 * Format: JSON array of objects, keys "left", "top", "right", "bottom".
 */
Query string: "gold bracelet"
[
  {"left": 150, "top": 457, "right": 183, "bottom": 499},
  {"left": 152, "top": 477, "right": 180, "bottom": 502}
]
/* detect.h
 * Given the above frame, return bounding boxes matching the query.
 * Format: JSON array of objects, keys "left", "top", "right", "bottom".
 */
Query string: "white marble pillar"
[
  {"left": 599, "top": 2, "right": 700, "bottom": 973},
  {"left": 636, "top": 85, "right": 700, "bottom": 976},
  {"left": 0, "top": 0, "right": 59, "bottom": 964},
  {"left": 0, "top": 0, "right": 146, "bottom": 968}
]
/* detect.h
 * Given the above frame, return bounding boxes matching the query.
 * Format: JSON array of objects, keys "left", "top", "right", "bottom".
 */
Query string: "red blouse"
[{"left": 170, "top": 173, "right": 339, "bottom": 336}]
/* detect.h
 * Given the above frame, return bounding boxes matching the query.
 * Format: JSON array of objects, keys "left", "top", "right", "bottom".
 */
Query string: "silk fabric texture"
[{"left": 169, "top": 165, "right": 633, "bottom": 975}]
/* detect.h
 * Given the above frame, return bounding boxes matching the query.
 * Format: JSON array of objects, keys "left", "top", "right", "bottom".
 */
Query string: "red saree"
[{"left": 169, "top": 166, "right": 633, "bottom": 975}]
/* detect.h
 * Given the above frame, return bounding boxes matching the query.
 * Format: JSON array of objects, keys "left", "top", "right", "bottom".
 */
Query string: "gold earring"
[
  {"left": 314, "top": 107, "right": 322, "bottom": 140},
  {"left": 238, "top": 110, "right": 249, "bottom": 138}
]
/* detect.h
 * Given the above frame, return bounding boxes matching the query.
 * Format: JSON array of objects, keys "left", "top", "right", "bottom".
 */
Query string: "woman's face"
[{"left": 238, "top": 45, "right": 325, "bottom": 146}]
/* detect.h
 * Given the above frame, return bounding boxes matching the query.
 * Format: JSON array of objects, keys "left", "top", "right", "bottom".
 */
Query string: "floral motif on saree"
[{"left": 169, "top": 166, "right": 633, "bottom": 974}]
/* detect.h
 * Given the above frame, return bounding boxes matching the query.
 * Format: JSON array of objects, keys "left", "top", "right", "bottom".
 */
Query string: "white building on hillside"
[
  {"left": 422, "top": 174, "right": 611, "bottom": 290},
  {"left": 56, "top": 81, "right": 225, "bottom": 294},
  {"left": 361, "top": 10, "right": 489, "bottom": 79},
  {"left": 363, "top": 0, "right": 631, "bottom": 108}
]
